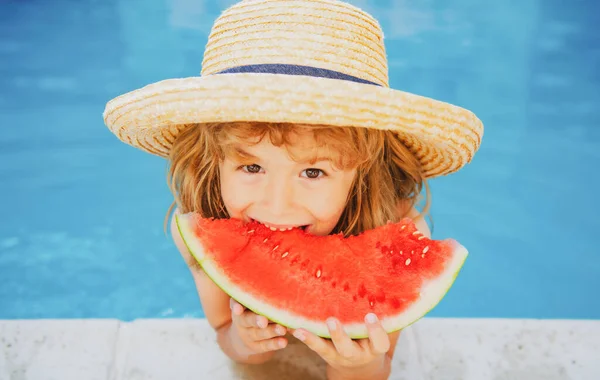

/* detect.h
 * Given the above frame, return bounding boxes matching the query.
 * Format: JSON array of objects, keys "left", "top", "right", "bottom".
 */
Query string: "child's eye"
[
  {"left": 302, "top": 168, "right": 325, "bottom": 179},
  {"left": 241, "top": 164, "right": 262, "bottom": 174}
]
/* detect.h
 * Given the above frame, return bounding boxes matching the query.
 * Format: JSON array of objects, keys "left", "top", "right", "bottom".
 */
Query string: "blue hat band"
[{"left": 215, "top": 64, "right": 382, "bottom": 87}]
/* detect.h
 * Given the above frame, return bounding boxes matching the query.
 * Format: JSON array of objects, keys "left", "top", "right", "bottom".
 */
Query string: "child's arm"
[{"left": 169, "top": 210, "right": 280, "bottom": 365}]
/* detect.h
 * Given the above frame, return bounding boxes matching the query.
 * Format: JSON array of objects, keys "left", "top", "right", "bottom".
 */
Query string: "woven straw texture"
[{"left": 103, "top": 0, "right": 483, "bottom": 178}]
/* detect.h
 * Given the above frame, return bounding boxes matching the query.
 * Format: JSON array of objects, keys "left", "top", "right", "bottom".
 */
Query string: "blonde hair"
[{"left": 165, "top": 122, "right": 430, "bottom": 237}]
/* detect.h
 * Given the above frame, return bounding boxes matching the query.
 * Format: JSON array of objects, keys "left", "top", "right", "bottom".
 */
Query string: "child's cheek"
[{"left": 221, "top": 176, "right": 259, "bottom": 215}]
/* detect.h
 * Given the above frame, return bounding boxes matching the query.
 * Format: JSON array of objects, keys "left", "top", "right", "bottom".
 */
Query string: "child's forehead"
[
  {"left": 230, "top": 138, "right": 335, "bottom": 163},
  {"left": 236, "top": 130, "right": 322, "bottom": 150}
]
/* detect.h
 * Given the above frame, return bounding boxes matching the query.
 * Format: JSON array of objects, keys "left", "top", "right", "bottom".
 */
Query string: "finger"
[
  {"left": 255, "top": 314, "right": 270, "bottom": 329},
  {"left": 237, "top": 309, "right": 272, "bottom": 329},
  {"left": 251, "top": 323, "right": 288, "bottom": 341},
  {"left": 326, "top": 318, "right": 360, "bottom": 359},
  {"left": 231, "top": 300, "right": 255, "bottom": 329},
  {"left": 236, "top": 309, "right": 261, "bottom": 328},
  {"left": 293, "top": 328, "right": 336, "bottom": 361},
  {"left": 365, "top": 313, "right": 391, "bottom": 354},
  {"left": 230, "top": 298, "right": 245, "bottom": 316},
  {"left": 230, "top": 299, "right": 261, "bottom": 328},
  {"left": 255, "top": 336, "right": 288, "bottom": 352}
]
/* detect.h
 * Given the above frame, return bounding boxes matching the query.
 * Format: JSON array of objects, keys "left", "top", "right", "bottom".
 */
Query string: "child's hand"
[
  {"left": 292, "top": 314, "right": 390, "bottom": 373},
  {"left": 230, "top": 298, "right": 289, "bottom": 355}
]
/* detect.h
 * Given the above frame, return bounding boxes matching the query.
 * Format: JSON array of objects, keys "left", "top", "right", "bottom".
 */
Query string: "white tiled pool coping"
[{"left": 1, "top": 318, "right": 598, "bottom": 379}]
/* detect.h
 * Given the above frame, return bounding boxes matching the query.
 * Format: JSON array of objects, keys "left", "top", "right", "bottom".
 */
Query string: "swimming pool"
[{"left": 1, "top": 0, "right": 598, "bottom": 321}]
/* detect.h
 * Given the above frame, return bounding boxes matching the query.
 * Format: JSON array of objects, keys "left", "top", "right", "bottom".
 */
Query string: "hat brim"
[{"left": 103, "top": 73, "right": 483, "bottom": 178}]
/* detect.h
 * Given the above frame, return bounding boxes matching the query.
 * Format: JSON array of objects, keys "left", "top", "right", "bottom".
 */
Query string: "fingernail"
[
  {"left": 279, "top": 339, "right": 287, "bottom": 348},
  {"left": 276, "top": 326, "right": 285, "bottom": 335},
  {"left": 365, "top": 313, "right": 378, "bottom": 324},
  {"left": 327, "top": 319, "right": 337, "bottom": 331},
  {"left": 293, "top": 330, "right": 305, "bottom": 341}
]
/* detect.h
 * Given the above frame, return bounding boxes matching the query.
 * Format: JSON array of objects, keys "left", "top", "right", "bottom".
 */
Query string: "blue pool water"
[{"left": 0, "top": 0, "right": 599, "bottom": 320}]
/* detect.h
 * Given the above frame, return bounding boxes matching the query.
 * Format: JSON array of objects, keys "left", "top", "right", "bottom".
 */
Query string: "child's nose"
[{"left": 262, "top": 179, "right": 294, "bottom": 215}]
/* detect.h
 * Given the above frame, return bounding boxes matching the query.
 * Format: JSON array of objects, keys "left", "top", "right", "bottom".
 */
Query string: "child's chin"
[{"left": 305, "top": 226, "right": 330, "bottom": 236}]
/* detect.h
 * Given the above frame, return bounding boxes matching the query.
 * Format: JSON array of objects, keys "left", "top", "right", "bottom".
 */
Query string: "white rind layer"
[{"left": 176, "top": 214, "right": 468, "bottom": 339}]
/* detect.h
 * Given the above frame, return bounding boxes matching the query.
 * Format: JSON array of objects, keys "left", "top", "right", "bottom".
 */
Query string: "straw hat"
[{"left": 103, "top": 0, "right": 483, "bottom": 178}]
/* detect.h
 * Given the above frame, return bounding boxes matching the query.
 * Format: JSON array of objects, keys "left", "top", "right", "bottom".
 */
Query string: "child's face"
[{"left": 219, "top": 134, "right": 357, "bottom": 236}]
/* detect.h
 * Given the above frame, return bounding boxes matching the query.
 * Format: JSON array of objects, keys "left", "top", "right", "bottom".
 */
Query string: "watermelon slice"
[{"left": 176, "top": 213, "right": 468, "bottom": 339}]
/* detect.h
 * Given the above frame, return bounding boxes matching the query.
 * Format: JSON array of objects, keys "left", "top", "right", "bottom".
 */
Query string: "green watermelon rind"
[{"left": 176, "top": 213, "right": 468, "bottom": 339}]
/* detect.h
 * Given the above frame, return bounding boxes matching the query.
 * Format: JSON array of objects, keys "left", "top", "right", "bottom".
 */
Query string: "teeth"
[
  {"left": 268, "top": 225, "right": 290, "bottom": 232},
  {"left": 257, "top": 220, "right": 301, "bottom": 231}
]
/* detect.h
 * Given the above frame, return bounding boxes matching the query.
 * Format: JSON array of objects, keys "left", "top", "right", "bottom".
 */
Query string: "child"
[{"left": 103, "top": 0, "right": 483, "bottom": 378}]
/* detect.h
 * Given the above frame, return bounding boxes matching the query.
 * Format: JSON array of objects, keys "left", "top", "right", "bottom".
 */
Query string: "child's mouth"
[{"left": 250, "top": 218, "right": 309, "bottom": 232}]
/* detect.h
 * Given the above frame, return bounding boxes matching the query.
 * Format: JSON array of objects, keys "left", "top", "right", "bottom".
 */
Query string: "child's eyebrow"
[
  {"left": 234, "top": 147, "right": 257, "bottom": 159},
  {"left": 233, "top": 146, "right": 333, "bottom": 164},
  {"left": 298, "top": 155, "right": 333, "bottom": 164},
  {"left": 293, "top": 149, "right": 334, "bottom": 164}
]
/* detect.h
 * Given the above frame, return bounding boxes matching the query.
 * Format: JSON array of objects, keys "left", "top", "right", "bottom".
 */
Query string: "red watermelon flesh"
[{"left": 176, "top": 213, "right": 468, "bottom": 338}]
